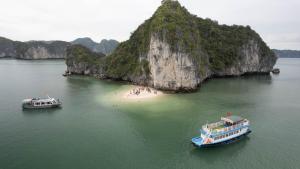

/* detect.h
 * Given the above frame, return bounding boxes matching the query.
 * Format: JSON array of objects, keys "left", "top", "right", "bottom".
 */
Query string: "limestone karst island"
[
  {"left": 66, "top": 0, "right": 277, "bottom": 92},
  {"left": 1, "top": 0, "right": 300, "bottom": 169}
]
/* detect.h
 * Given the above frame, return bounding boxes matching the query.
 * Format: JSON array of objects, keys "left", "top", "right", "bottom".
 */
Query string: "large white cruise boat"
[{"left": 192, "top": 114, "right": 251, "bottom": 147}]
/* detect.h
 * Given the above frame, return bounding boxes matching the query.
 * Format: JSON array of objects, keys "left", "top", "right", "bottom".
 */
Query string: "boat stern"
[
  {"left": 191, "top": 136, "right": 204, "bottom": 147},
  {"left": 22, "top": 99, "right": 32, "bottom": 104}
]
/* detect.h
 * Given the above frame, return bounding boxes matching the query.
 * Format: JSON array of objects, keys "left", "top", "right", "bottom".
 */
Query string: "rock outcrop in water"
[
  {"left": 66, "top": 45, "right": 106, "bottom": 76},
  {"left": 66, "top": 0, "right": 277, "bottom": 91},
  {"left": 0, "top": 37, "right": 70, "bottom": 59}
]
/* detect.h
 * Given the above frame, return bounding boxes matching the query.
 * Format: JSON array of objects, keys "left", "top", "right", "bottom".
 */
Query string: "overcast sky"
[{"left": 0, "top": 0, "right": 299, "bottom": 50}]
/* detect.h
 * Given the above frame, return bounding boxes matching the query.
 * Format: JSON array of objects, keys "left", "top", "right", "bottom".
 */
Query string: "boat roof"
[
  {"left": 221, "top": 115, "right": 244, "bottom": 124},
  {"left": 35, "top": 98, "right": 55, "bottom": 102},
  {"left": 24, "top": 98, "right": 55, "bottom": 102}
]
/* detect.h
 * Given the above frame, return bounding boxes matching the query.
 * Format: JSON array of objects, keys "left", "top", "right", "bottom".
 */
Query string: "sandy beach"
[{"left": 123, "top": 86, "right": 163, "bottom": 100}]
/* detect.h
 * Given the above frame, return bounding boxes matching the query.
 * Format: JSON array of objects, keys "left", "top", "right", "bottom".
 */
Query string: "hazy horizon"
[{"left": 1, "top": 0, "right": 299, "bottom": 50}]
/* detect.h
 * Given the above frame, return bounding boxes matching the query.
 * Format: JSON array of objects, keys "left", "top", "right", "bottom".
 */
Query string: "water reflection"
[
  {"left": 241, "top": 74, "right": 273, "bottom": 84},
  {"left": 66, "top": 76, "right": 95, "bottom": 87},
  {"left": 22, "top": 107, "right": 61, "bottom": 116},
  {"left": 215, "top": 74, "right": 273, "bottom": 84}
]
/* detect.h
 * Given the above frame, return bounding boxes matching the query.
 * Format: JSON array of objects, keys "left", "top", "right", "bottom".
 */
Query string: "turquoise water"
[{"left": 0, "top": 58, "right": 299, "bottom": 169}]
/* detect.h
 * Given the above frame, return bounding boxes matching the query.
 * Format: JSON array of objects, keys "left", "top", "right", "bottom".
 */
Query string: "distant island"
[
  {"left": 273, "top": 49, "right": 300, "bottom": 58},
  {"left": 0, "top": 37, "right": 119, "bottom": 59},
  {"left": 0, "top": 37, "right": 69, "bottom": 59},
  {"left": 72, "top": 38, "right": 119, "bottom": 55},
  {"left": 65, "top": 0, "right": 277, "bottom": 92}
]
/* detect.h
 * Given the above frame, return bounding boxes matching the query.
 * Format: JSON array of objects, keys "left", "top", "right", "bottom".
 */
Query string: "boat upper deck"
[
  {"left": 32, "top": 98, "right": 55, "bottom": 102},
  {"left": 203, "top": 116, "right": 249, "bottom": 134},
  {"left": 221, "top": 116, "right": 244, "bottom": 124},
  {"left": 22, "top": 97, "right": 60, "bottom": 104}
]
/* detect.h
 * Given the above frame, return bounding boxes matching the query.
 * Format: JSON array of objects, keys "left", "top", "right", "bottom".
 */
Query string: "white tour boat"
[
  {"left": 192, "top": 114, "right": 251, "bottom": 147},
  {"left": 22, "top": 96, "right": 62, "bottom": 109}
]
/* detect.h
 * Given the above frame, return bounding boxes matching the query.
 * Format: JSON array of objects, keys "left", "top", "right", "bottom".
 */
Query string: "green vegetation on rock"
[{"left": 66, "top": 45, "right": 105, "bottom": 66}]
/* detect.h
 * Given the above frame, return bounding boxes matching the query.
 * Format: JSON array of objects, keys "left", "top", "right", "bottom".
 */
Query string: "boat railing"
[
  {"left": 205, "top": 121, "right": 223, "bottom": 129},
  {"left": 212, "top": 122, "right": 248, "bottom": 133},
  {"left": 231, "top": 121, "right": 248, "bottom": 129},
  {"left": 203, "top": 120, "right": 248, "bottom": 134}
]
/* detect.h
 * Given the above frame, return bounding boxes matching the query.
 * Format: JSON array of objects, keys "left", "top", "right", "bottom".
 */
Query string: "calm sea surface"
[{"left": 0, "top": 58, "right": 299, "bottom": 169}]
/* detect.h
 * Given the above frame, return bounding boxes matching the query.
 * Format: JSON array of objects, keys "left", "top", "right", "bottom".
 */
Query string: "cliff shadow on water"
[{"left": 208, "top": 73, "right": 273, "bottom": 84}]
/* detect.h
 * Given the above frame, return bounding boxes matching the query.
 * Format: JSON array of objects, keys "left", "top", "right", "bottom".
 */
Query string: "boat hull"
[
  {"left": 22, "top": 103, "right": 62, "bottom": 109},
  {"left": 192, "top": 129, "right": 251, "bottom": 148}
]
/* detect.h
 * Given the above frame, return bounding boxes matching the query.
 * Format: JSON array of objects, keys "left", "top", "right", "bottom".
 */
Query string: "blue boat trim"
[
  {"left": 191, "top": 137, "right": 203, "bottom": 147},
  {"left": 192, "top": 129, "right": 251, "bottom": 148}
]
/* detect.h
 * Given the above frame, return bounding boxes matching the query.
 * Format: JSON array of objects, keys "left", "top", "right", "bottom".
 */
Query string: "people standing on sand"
[
  {"left": 146, "top": 87, "right": 151, "bottom": 93},
  {"left": 125, "top": 86, "right": 161, "bottom": 99}
]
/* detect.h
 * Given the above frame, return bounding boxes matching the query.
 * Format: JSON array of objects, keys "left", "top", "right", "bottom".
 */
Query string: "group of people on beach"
[{"left": 129, "top": 87, "right": 158, "bottom": 96}]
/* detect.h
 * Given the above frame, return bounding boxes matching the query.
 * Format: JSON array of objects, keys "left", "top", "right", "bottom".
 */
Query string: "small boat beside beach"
[
  {"left": 272, "top": 68, "right": 280, "bottom": 74},
  {"left": 22, "top": 96, "right": 62, "bottom": 109},
  {"left": 192, "top": 114, "right": 251, "bottom": 148}
]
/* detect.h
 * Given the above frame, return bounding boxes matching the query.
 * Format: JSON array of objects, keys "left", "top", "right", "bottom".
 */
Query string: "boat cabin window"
[
  {"left": 225, "top": 122, "right": 232, "bottom": 126},
  {"left": 47, "top": 102, "right": 51, "bottom": 104},
  {"left": 41, "top": 102, "right": 45, "bottom": 105}
]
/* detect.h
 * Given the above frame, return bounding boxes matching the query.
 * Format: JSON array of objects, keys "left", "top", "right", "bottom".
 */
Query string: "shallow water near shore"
[{"left": 0, "top": 58, "right": 300, "bottom": 169}]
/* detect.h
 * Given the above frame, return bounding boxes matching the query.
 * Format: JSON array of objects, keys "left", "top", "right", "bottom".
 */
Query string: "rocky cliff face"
[
  {"left": 213, "top": 40, "right": 277, "bottom": 77},
  {"left": 16, "top": 41, "right": 70, "bottom": 59},
  {"left": 147, "top": 34, "right": 201, "bottom": 90},
  {"left": 20, "top": 46, "right": 62, "bottom": 59},
  {"left": 144, "top": 35, "right": 276, "bottom": 91},
  {"left": 66, "top": 0, "right": 277, "bottom": 92},
  {"left": 0, "top": 37, "right": 70, "bottom": 59}
]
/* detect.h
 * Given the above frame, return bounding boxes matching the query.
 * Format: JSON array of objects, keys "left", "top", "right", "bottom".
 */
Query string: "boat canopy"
[{"left": 221, "top": 115, "right": 243, "bottom": 124}]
